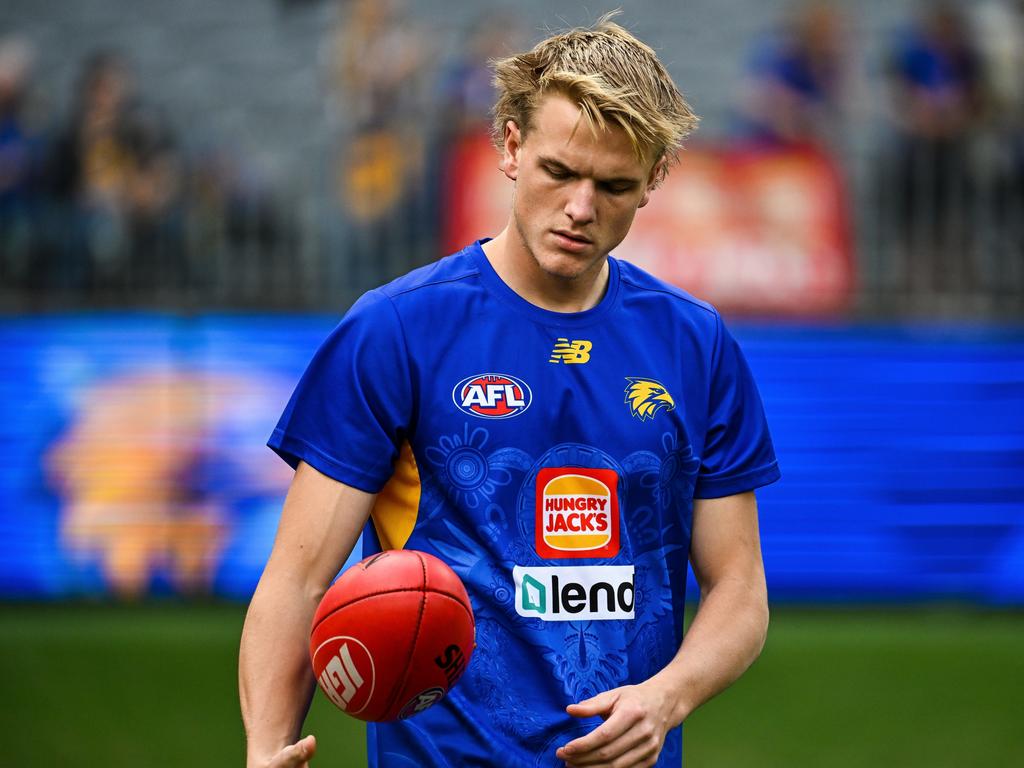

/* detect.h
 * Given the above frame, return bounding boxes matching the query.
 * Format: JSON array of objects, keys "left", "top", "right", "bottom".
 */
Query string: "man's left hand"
[{"left": 555, "top": 683, "right": 675, "bottom": 768}]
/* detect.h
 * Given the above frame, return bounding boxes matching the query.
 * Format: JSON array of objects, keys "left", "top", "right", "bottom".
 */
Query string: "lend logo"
[
  {"left": 514, "top": 565, "right": 635, "bottom": 621},
  {"left": 549, "top": 338, "right": 592, "bottom": 364},
  {"left": 536, "top": 467, "right": 619, "bottom": 559},
  {"left": 453, "top": 373, "right": 532, "bottom": 419}
]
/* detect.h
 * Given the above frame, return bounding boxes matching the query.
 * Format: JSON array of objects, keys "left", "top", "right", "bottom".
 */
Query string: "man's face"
[{"left": 501, "top": 93, "right": 659, "bottom": 282}]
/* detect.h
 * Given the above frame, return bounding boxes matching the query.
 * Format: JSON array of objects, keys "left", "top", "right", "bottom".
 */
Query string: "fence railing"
[
  {"left": 2, "top": 136, "right": 1022, "bottom": 319},
  {"left": 858, "top": 131, "right": 1024, "bottom": 319}
]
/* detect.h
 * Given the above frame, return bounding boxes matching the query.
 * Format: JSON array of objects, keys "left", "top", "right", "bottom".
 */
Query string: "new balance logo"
[{"left": 549, "top": 338, "right": 592, "bottom": 364}]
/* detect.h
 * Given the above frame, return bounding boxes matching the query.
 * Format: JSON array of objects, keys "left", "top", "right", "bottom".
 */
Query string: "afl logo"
[
  {"left": 398, "top": 687, "right": 445, "bottom": 719},
  {"left": 453, "top": 373, "right": 532, "bottom": 419}
]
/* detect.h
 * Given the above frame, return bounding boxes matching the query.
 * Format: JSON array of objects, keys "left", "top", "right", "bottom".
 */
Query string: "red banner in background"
[{"left": 443, "top": 134, "right": 855, "bottom": 317}]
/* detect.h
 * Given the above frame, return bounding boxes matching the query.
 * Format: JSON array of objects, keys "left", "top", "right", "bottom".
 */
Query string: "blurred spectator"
[
  {"left": 735, "top": 2, "right": 848, "bottom": 147},
  {"left": 0, "top": 36, "right": 44, "bottom": 289},
  {"left": 122, "top": 102, "right": 184, "bottom": 293},
  {"left": 326, "top": 0, "right": 436, "bottom": 291},
  {"left": 430, "top": 12, "right": 526, "bottom": 283},
  {"left": 46, "top": 50, "right": 183, "bottom": 295},
  {"left": 969, "top": 0, "right": 1024, "bottom": 259},
  {"left": 329, "top": 0, "right": 430, "bottom": 133},
  {"left": 185, "top": 144, "right": 294, "bottom": 303},
  {"left": 436, "top": 12, "right": 526, "bottom": 140},
  {"left": 969, "top": 0, "right": 1024, "bottom": 127},
  {"left": 328, "top": 0, "right": 431, "bottom": 219},
  {"left": 882, "top": 3, "right": 983, "bottom": 292},
  {"left": 887, "top": 5, "right": 981, "bottom": 141}
]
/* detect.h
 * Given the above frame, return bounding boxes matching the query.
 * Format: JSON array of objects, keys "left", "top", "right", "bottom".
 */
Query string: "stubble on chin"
[
  {"left": 511, "top": 208, "right": 555, "bottom": 279},
  {"left": 510, "top": 201, "right": 611, "bottom": 290}
]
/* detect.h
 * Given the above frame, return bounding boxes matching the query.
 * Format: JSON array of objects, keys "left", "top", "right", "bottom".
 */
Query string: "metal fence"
[
  {"left": 858, "top": 130, "right": 1024, "bottom": 319},
  {"left": 2, "top": 135, "right": 1022, "bottom": 319}
]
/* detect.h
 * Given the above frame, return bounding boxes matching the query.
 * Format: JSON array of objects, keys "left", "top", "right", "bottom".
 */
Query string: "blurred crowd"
[
  {"left": 0, "top": 0, "right": 524, "bottom": 306},
  {"left": 734, "top": 1, "right": 1024, "bottom": 299},
  {"left": 0, "top": 0, "right": 1022, "bottom": 311},
  {"left": 0, "top": 44, "right": 291, "bottom": 304},
  {"left": 735, "top": 1, "right": 1024, "bottom": 150}
]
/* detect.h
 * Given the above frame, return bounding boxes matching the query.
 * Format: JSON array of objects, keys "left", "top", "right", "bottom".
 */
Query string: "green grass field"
[{"left": 1, "top": 603, "right": 1021, "bottom": 767}]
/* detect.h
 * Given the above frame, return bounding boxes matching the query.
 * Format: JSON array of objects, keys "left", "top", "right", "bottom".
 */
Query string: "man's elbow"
[
  {"left": 748, "top": 585, "right": 770, "bottom": 660},
  {"left": 754, "top": 600, "right": 769, "bottom": 657}
]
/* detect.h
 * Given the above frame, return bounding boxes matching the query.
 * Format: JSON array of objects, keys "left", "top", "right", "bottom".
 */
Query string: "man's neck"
[{"left": 481, "top": 228, "right": 609, "bottom": 314}]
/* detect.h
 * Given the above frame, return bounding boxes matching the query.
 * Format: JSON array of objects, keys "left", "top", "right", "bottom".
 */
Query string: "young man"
[{"left": 240, "top": 17, "right": 779, "bottom": 768}]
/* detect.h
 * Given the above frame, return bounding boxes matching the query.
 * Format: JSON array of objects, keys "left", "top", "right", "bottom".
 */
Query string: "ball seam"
[
  {"left": 379, "top": 550, "right": 429, "bottom": 719},
  {"left": 311, "top": 588, "right": 472, "bottom": 632}
]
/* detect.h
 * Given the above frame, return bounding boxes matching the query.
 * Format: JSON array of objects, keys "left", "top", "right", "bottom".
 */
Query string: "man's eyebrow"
[
  {"left": 538, "top": 156, "right": 575, "bottom": 173},
  {"left": 537, "top": 155, "right": 642, "bottom": 185}
]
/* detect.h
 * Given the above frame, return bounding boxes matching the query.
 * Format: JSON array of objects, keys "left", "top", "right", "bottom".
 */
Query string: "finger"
[
  {"left": 566, "top": 734, "right": 660, "bottom": 768},
  {"left": 271, "top": 734, "right": 317, "bottom": 767},
  {"left": 557, "top": 722, "right": 649, "bottom": 766},
  {"left": 556, "top": 709, "right": 641, "bottom": 761},
  {"left": 566, "top": 689, "right": 618, "bottom": 719}
]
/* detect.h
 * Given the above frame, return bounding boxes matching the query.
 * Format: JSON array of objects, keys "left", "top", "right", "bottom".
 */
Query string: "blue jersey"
[{"left": 269, "top": 241, "right": 780, "bottom": 767}]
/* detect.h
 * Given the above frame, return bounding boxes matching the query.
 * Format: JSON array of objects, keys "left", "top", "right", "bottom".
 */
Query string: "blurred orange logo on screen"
[
  {"left": 47, "top": 371, "right": 291, "bottom": 598},
  {"left": 536, "top": 468, "right": 619, "bottom": 559}
]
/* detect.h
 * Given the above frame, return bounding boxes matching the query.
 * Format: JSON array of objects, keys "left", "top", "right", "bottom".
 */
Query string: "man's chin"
[{"left": 535, "top": 249, "right": 600, "bottom": 281}]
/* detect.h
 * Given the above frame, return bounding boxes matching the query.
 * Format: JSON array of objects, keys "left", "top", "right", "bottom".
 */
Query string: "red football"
[{"left": 310, "top": 549, "right": 475, "bottom": 722}]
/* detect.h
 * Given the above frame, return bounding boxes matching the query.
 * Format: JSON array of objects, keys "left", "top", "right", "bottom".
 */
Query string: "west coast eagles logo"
[{"left": 624, "top": 377, "right": 675, "bottom": 421}]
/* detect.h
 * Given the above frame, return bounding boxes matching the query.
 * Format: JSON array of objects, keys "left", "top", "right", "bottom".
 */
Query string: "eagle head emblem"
[{"left": 624, "top": 377, "right": 676, "bottom": 421}]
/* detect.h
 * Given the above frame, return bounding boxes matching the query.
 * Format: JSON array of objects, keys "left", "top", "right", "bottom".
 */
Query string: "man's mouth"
[{"left": 552, "top": 230, "right": 593, "bottom": 251}]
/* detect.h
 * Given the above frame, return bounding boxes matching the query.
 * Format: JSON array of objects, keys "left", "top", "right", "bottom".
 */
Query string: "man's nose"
[{"left": 564, "top": 180, "right": 596, "bottom": 225}]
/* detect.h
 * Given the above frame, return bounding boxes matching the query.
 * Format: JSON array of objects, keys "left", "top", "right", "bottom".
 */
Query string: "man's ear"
[
  {"left": 638, "top": 154, "right": 667, "bottom": 209},
  {"left": 501, "top": 120, "right": 522, "bottom": 181}
]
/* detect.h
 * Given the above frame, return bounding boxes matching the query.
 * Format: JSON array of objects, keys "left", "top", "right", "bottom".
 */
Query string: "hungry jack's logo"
[{"left": 535, "top": 467, "right": 620, "bottom": 559}]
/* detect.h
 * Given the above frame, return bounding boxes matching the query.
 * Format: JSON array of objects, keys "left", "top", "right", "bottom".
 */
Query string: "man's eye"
[
  {"left": 544, "top": 166, "right": 569, "bottom": 179},
  {"left": 603, "top": 183, "right": 634, "bottom": 195}
]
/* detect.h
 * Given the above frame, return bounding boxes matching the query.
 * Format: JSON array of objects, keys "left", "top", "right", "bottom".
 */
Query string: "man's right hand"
[{"left": 260, "top": 735, "right": 317, "bottom": 768}]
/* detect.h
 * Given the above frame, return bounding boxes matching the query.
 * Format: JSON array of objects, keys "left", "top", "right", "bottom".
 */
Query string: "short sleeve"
[
  {"left": 693, "top": 313, "right": 780, "bottom": 499},
  {"left": 268, "top": 289, "right": 413, "bottom": 493}
]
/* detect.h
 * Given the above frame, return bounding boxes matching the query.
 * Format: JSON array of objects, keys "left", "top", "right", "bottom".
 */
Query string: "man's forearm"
[
  {"left": 554, "top": 576, "right": 768, "bottom": 766},
  {"left": 648, "top": 576, "right": 769, "bottom": 727},
  {"left": 239, "top": 572, "right": 323, "bottom": 767},
  {"left": 239, "top": 464, "right": 375, "bottom": 767}
]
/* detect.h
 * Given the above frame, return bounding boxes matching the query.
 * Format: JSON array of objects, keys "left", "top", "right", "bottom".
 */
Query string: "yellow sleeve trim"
[{"left": 370, "top": 440, "right": 421, "bottom": 550}]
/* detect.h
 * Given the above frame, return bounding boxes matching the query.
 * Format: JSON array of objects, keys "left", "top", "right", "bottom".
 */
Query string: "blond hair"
[{"left": 491, "top": 13, "right": 698, "bottom": 185}]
